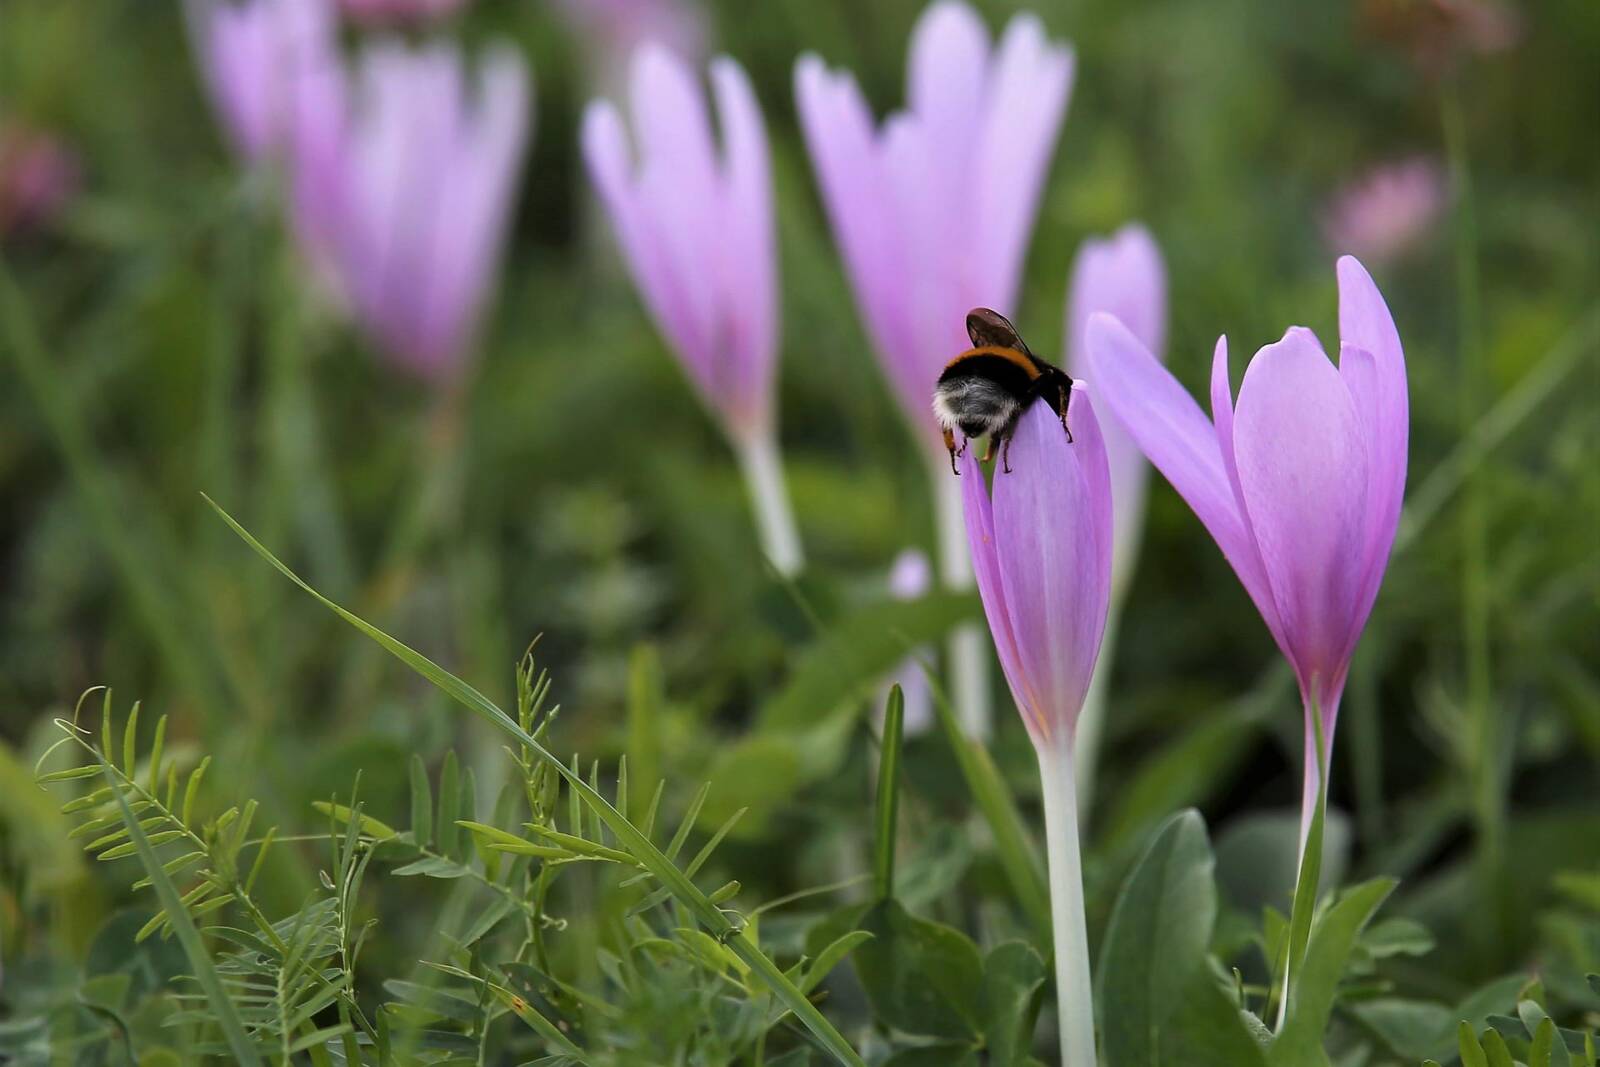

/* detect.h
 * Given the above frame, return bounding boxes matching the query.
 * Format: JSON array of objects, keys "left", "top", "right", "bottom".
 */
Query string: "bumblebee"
[{"left": 932, "top": 308, "right": 1073, "bottom": 475}]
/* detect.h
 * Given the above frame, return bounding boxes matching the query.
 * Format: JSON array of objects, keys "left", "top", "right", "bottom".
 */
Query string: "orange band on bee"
[{"left": 943, "top": 345, "right": 1042, "bottom": 380}]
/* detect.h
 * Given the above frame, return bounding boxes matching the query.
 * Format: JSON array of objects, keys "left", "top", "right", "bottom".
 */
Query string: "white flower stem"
[
  {"left": 1038, "top": 742, "right": 1098, "bottom": 1067},
  {"left": 933, "top": 468, "right": 991, "bottom": 738},
  {"left": 734, "top": 430, "right": 804, "bottom": 578},
  {"left": 1072, "top": 602, "right": 1120, "bottom": 814}
]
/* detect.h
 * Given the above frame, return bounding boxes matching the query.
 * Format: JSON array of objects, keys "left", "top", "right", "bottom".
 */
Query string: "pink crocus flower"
[
  {"left": 880, "top": 549, "right": 934, "bottom": 735},
  {"left": 338, "top": 0, "right": 470, "bottom": 23},
  {"left": 795, "top": 0, "right": 1073, "bottom": 734},
  {"left": 582, "top": 48, "right": 802, "bottom": 575},
  {"left": 1064, "top": 223, "right": 1167, "bottom": 599},
  {"left": 794, "top": 0, "right": 1074, "bottom": 445},
  {"left": 1061, "top": 223, "right": 1166, "bottom": 807},
  {"left": 961, "top": 388, "right": 1111, "bottom": 1067},
  {"left": 189, "top": 0, "right": 335, "bottom": 162},
  {"left": 0, "top": 122, "right": 80, "bottom": 235},
  {"left": 1323, "top": 156, "right": 1446, "bottom": 265},
  {"left": 582, "top": 47, "right": 777, "bottom": 445},
  {"left": 288, "top": 39, "right": 531, "bottom": 381},
  {"left": 1087, "top": 256, "right": 1408, "bottom": 846},
  {"left": 553, "top": 0, "right": 705, "bottom": 94}
]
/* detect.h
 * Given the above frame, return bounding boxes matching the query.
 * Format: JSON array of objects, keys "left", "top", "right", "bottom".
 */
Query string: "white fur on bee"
[{"left": 932, "top": 377, "right": 1020, "bottom": 432}]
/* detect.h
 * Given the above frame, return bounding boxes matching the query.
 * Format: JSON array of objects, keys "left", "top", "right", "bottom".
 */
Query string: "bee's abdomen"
[{"left": 932, "top": 367, "right": 1028, "bottom": 436}]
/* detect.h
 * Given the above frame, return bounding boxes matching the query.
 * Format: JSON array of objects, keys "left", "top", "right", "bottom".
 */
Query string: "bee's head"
[{"left": 966, "top": 308, "right": 1031, "bottom": 355}]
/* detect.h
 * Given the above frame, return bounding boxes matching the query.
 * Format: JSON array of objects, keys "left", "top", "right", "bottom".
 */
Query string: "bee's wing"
[{"left": 966, "top": 308, "right": 1031, "bottom": 355}]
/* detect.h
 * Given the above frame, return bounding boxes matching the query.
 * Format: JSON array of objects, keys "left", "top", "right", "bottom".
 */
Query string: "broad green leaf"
[
  {"left": 1270, "top": 878, "right": 1397, "bottom": 1066},
  {"left": 852, "top": 899, "right": 983, "bottom": 1041},
  {"left": 802, "top": 931, "right": 873, "bottom": 995},
  {"left": 758, "top": 592, "right": 978, "bottom": 731},
  {"left": 980, "top": 941, "right": 1046, "bottom": 1067},
  {"left": 1529, "top": 1017, "right": 1563, "bottom": 1067},
  {"left": 1346, "top": 998, "right": 1454, "bottom": 1060},
  {"left": 1096, "top": 810, "right": 1217, "bottom": 1066},
  {"left": 436, "top": 751, "right": 460, "bottom": 859},
  {"left": 1482, "top": 1028, "right": 1515, "bottom": 1067},
  {"left": 209, "top": 497, "right": 865, "bottom": 1067},
  {"left": 1459, "top": 1022, "right": 1489, "bottom": 1067},
  {"left": 874, "top": 686, "right": 904, "bottom": 901},
  {"left": 880, "top": 1045, "right": 979, "bottom": 1067},
  {"left": 409, "top": 755, "right": 433, "bottom": 849},
  {"left": 1357, "top": 917, "right": 1435, "bottom": 960},
  {"left": 313, "top": 801, "right": 399, "bottom": 840}
]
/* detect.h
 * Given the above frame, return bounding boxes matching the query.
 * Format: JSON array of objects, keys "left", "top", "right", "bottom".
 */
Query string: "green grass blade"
[
  {"left": 873, "top": 686, "right": 904, "bottom": 901},
  {"left": 207, "top": 496, "right": 865, "bottom": 1067},
  {"left": 103, "top": 761, "right": 262, "bottom": 1066}
]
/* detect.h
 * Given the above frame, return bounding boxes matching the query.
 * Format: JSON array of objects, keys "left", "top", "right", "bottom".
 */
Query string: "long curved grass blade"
[
  {"left": 873, "top": 686, "right": 904, "bottom": 900},
  {"left": 103, "top": 760, "right": 262, "bottom": 1067},
  {"left": 207, "top": 496, "right": 865, "bottom": 1067}
]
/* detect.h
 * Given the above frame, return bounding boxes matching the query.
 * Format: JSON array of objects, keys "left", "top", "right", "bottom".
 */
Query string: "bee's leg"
[
  {"left": 1058, "top": 381, "right": 1074, "bottom": 443},
  {"left": 1001, "top": 434, "right": 1014, "bottom": 474},
  {"left": 943, "top": 428, "right": 960, "bottom": 475}
]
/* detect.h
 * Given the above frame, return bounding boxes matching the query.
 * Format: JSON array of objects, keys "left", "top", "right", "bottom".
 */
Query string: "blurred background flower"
[
  {"left": 878, "top": 548, "right": 933, "bottom": 735},
  {"left": 338, "top": 0, "right": 472, "bottom": 25},
  {"left": 189, "top": 0, "right": 335, "bottom": 162},
  {"left": 583, "top": 47, "right": 801, "bottom": 574},
  {"left": 0, "top": 121, "right": 79, "bottom": 236},
  {"left": 290, "top": 38, "right": 532, "bottom": 381},
  {"left": 553, "top": 0, "right": 705, "bottom": 92},
  {"left": 1323, "top": 156, "right": 1447, "bottom": 264},
  {"left": 1062, "top": 223, "right": 1166, "bottom": 806}
]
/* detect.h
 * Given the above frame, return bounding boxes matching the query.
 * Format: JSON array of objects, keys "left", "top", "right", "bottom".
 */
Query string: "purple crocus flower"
[
  {"left": 338, "top": 0, "right": 470, "bottom": 23},
  {"left": 961, "top": 388, "right": 1111, "bottom": 1067},
  {"left": 879, "top": 549, "right": 934, "bottom": 736},
  {"left": 1062, "top": 223, "right": 1166, "bottom": 807},
  {"left": 582, "top": 48, "right": 802, "bottom": 575},
  {"left": 0, "top": 122, "right": 80, "bottom": 235},
  {"left": 1323, "top": 156, "right": 1446, "bottom": 265},
  {"left": 796, "top": 0, "right": 1073, "bottom": 734},
  {"left": 190, "top": 0, "right": 335, "bottom": 162},
  {"left": 1087, "top": 256, "right": 1408, "bottom": 845},
  {"left": 795, "top": 0, "right": 1074, "bottom": 445},
  {"left": 288, "top": 39, "right": 531, "bottom": 380},
  {"left": 1065, "top": 223, "right": 1167, "bottom": 599},
  {"left": 582, "top": 47, "right": 777, "bottom": 444}
]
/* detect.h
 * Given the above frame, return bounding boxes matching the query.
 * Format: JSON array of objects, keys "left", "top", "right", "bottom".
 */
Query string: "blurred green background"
[{"left": 2, "top": 0, "right": 1597, "bottom": 1039}]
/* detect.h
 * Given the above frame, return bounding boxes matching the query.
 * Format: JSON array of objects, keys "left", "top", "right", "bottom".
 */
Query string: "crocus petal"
[
  {"left": 711, "top": 56, "right": 777, "bottom": 436},
  {"left": 629, "top": 46, "right": 719, "bottom": 372},
  {"left": 1209, "top": 335, "right": 1290, "bottom": 654},
  {"left": 990, "top": 393, "right": 1111, "bottom": 746},
  {"left": 1086, "top": 313, "right": 1279, "bottom": 627},
  {"left": 1231, "top": 327, "right": 1369, "bottom": 695},
  {"left": 1336, "top": 256, "right": 1408, "bottom": 629},
  {"left": 1066, "top": 224, "right": 1166, "bottom": 597},
  {"left": 960, "top": 448, "right": 1033, "bottom": 735},
  {"left": 1066, "top": 224, "right": 1166, "bottom": 377},
  {"left": 793, "top": 57, "right": 907, "bottom": 375},
  {"left": 414, "top": 47, "right": 529, "bottom": 375},
  {"left": 974, "top": 14, "right": 1073, "bottom": 308}
]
